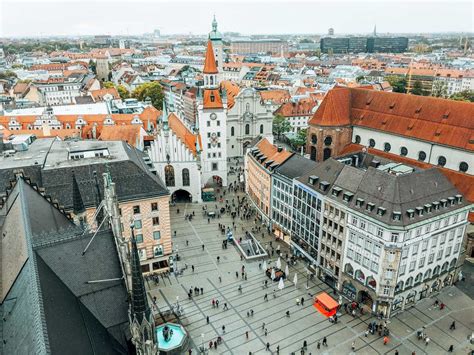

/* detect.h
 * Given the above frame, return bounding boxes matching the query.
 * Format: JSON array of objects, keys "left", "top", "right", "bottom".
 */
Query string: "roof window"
[
  {"left": 308, "top": 175, "right": 319, "bottom": 185},
  {"left": 407, "top": 209, "right": 415, "bottom": 219},
  {"left": 392, "top": 211, "right": 401, "bottom": 221},
  {"left": 455, "top": 194, "right": 463, "bottom": 204},
  {"left": 332, "top": 187, "right": 342, "bottom": 196},
  {"left": 319, "top": 181, "right": 330, "bottom": 191},
  {"left": 343, "top": 192, "right": 354, "bottom": 202},
  {"left": 415, "top": 206, "right": 424, "bottom": 216},
  {"left": 366, "top": 202, "right": 375, "bottom": 212},
  {"left": 355, "top": 198, "right": 364, "bottom": 207},
  {"left": 377, "top": 207, "right": 386, "bottom": 216}
]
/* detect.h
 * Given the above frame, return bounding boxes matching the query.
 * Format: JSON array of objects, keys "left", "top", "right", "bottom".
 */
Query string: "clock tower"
[{"left": 198, "top": 40, "right": 228, "bottom": 187}]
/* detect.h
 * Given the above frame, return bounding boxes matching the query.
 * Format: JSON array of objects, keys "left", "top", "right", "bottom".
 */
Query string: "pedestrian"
[
  {"left": 200, "top": 287, "right": 203, "bottom": 295},
  {"left": 364, "top": 330, "right": 369, "bottom": 337},
  {"left": 247, "top": 311, "right": 250, "bottom": 317},
  {"left": 238, "top": 285, "right": 242, "bottom": 293},
  {"left": 303, "top": 340, "right": 307, "bottom": 349},
  {"left": 266, "top": 342, "right": 270, "bottom": 351},
  {"left": 250, "top": 309, "right": 254, "bottom": 316},
  {"left": 265, "top": 328, "right": 268, "bottom": 336},
  {"left": 246, "top": 331, "right": 249, "bottom": 339},
  {"left": 235, "top": 271, "right": 239, "bottom": 278},
  {"left": 440, "top": 302, "right": 445, "bottom": 310},
  {"left": 351, "top": 341, "right": 356, "bottom": 351},
  {"left": 192, "top": 265, "right": 195, "bottom": 272},
  {"left": 395, "top": 351, "right": 399, "bottom": 355},
  {"left": 213, "top": 341, "right": 217, "bottom": 349},
  {"left": 216, "top": 299, "right": 219, "bottom": 308},
  {"left": 202, "top": 244, "right": 205, "bottom": 251},
  {"left": 264, "top": 293, "right": 268, "bottom": 301},
  {"left": 212, "top": 299, "right": 215, "bottom": 308},
  {"left": 425, "top": 336, "right": 430, "bottom": 346},
  {"left": 206, "top": 315, "right": 209, "bottom": 324},
  {"left": 259, "top": 263, "right": 262, "bottom": 269},
  {"left": 209, "top": 341, "right": 213, "bottom": 349},
  {"left": 217, "top": 256, "right": 220, "bottom": 263},
  {"left": 186, "top": 239, "right": 189, "bottom": 246},
  {"left": 383, "top": 336, "right": 389, "bottom": 345},
  {"left": 276, "top": 345, "right": 280, "bottom": 354},
  {"left": 219, "top": 276, "right": 222, "bottom": 283},
  {"left": 301, "top": 297, "right": 304, "bottom": 306},
  {"left": 317, "top": 341, "right": 321, "bottom": 349},
  {"left": 224, "top": 303, "right": 228, "bottom": 310},
  {"left": 262, "top": 322, "right": 265, "bottom": 330},
  {"left": 222, "top": 325, "right": 226, "bottom": 334},
  {"left": 245, "top": 273, "right": 248, "bottom": 280},
  {"left": 449, "top": 321, "right": 456, "bottom": 330},
  {"left": 448, "top": 345, "right": 454, "bottom": 352},
  {"left": 322, "top": 336, "right": 327, "bottom": 346},
  {"left": 188, "top": 349, "right": 191, "bottom": 354}
]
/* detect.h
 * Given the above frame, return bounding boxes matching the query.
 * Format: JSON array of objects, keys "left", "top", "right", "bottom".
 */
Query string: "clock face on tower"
[{"left": 210, "top": 113, "right": 217, "bottom": 120}]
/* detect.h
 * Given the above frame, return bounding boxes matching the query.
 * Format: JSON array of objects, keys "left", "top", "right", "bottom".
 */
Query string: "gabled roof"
[
  {"left": 168, "top": 113, "right": 201, "bottom": 156},
  {"left": 99, "top": 125, "right": 143, "bottom": 147},
  {"left": 309, "top": 87, "right": 474, "bottom": 150},
  {"left": 253, "top": 138, "right": 292, "bottom": 167},
  {"left": 203, "top": 89, "right": 223, "bottom": 109},
  {"left": 203, "top": 40, "right": 218, "bottom": 74},
  {"left": 220, "top": 80, "right": 240, "bottom": 109}
]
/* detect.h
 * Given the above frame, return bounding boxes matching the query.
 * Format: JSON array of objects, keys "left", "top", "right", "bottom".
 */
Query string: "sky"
[{"left": 1, "top": 0, "right": 473, "bottom": 37}]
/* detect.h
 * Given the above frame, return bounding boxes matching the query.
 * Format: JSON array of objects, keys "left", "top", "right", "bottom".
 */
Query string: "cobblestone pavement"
[{"left": 147, "top": 167, "right": 474, "bottom": 355}]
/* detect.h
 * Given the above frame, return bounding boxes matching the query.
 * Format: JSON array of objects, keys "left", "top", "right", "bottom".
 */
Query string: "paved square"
[{"left": 147, "top": 175, "right": 474, "bottom": 355}]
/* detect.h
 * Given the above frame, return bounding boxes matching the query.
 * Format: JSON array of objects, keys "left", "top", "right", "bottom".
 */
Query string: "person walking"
[
  {"left": 448, "top": 345, "right": 454, "bottom": 352},
  {"left": 322, "top": 336, "right": 327, "bottom": 347},
  {"left": 222, "top": 325, "right": 226, "bottom": 334},
  {"left": 262, "top": 322, "right": 265, "bottom": 330},
  {"left": 264, "top": 293, "right": 268, "bottom": 301},
  {"left": 317, "top": 341, "right": 321, "bottom": 349},
  {"left": 266, "top": 342, "right": 270, "bottom": 351},
  {"left": 216, "top": 299, "right": 219, "bottom": 308},
  {"left": 301, "top": 297, "right": 304, "bottom": 306},
  {"left": 383, "top": 336, "right": 389, "bottom": 345},
  {"left": 424, "top": 336, "right": 430, "bottom": 346},
  {"left": 217, "top": 256, "right": 220, "bottom": 263},
  {"left": 206, "top": 316, "right": 209, "bottom": 324},
  {"left": 303, "top": 340, "right": 307, "bottom": 349},
  {"left": 223, "top": 303, "right": 228, "bottom": 311},
  {"left": 250, "top": 309, "right": 254, "bottom": 316},
  {"left": 202, "top": 244, "right": 205, "bottom": 251},
  {"left": 449, "top": 321, "right": 456, "bottom": 330},
  {"left": 245, "top": 331, "right": 249, "bottom": 339},
  {"left": 235, "top": 271, "right": 239, "bottom": 278},
  {"left": 264, "top": 328, "right": 268, "bottom": 336},
  {"left": 191, "top": 265, "right": 195, "bottom": 272},
  {"left": 218, "top": 276, "right": 222, "bottom": 283},
  {"left": 212, "top": 299, "right": 215, "bottom": 308},
  {"left": 351, "top": 341, "right": 356, "bottom": 351},
  {"left": 276, "top": 345, "right": 280, "bottom": 354}
]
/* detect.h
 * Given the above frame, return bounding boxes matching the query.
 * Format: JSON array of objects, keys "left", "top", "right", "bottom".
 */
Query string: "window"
[
  {"left": 385, "top": 269, "right": 394, "bottom": 280},
  {"left": 134, "top": 219, "right": 142, "bottom": 229},
  {"left": 412, "top": 243, "right": 419, "bottom": 255},
  {"left": 151, "top": 202, "right": 158, "bottom": 211},
  {"left": 437, "top": 156, "right": 447, "bottom": 167},
  {"left": 152, "top": 217, "right": 160, "bottom": 226},
  {"left": 369, "top": 139, "right": 375, "bottom": 147},
  {"left": 418, "top": 151, "right": 427, "bottom": 161},
  {"left": 459, "top": 161, "right": 469, "bottom": 172},
  {"left": 419, "top": 257, "right": 425, "bottom": 268},
  {"left": 138, "top": 248, "right": 147, "bottom": 261},
  {"left": 231, "top": 126, "right": 235, "bottom": 136},
  {"left": 212, "top": 162, "right": 218, "bottom": 171},
  {"left": 133, "top": 205, "right": 141, "bottom": 214},
  {"left": 402, "top": 248, "right": 408, "bottom": 258},
  {"left": 399, "top": 264, "right": 406, "bottom": 275},
  {"left": 428, "top": 253, "right": 434, "bottom": 263},
  {"left": 388, "top": 251, "right": 396, "bottom": 262},
  {"left": 182, "top": 168, "right": 190, "bottom": 186},
  {"left": 409, "top": 260, "right": 416, "bottom": 271},
  {"left": 207, "top": 121, "right": 210, "bottom": 127},
  {"left": 422, "top": 240, "right": 428, "bottom": 251},
  {"left": 153, "top": 231, "right": 161, "bottom": 240},
  {"left": 384, "top": 142, "right": 391, "bottom": 152},
  {"left": 354, "top": 135, "right": 361, "bottom": 144},
  {"left": 165, "top": 165, "right": 175, "bottom": 187},
  {"left": 383, "top": 286, "right": 390, "bottom": 295},
  {"left": 377, "top": 228, "right": 383, "bottom": 238},
  {"left": 391, "top": 233, "right": 399, "bottom": 243},
  {"left": 359, "top": 220, "right": 366, "bottom": 230},
  {"left": 153, "top": 245, "right": 164, "bottom": 257},
  {"left": 311, "top": 134, "right": 317, "bottom": 144},
  {"left": 260, "top": 124, "right": 264, "bottom": 134},
  {"left": 324, "top": 136, "right": 332, "bottom": 146},
  {"left": 245, "top": 124, "right": 250, "bottom": 135},
  {"left": 136, "top": 234, "right": 143, "bottom": 243},
  {"left": 400, "top": 146, "right": 408, "bottom": 156}
]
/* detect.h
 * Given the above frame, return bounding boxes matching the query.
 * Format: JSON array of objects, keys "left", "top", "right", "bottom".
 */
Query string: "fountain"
[{"left": 155, "top": 323, "right": 188, "bottom": 354}]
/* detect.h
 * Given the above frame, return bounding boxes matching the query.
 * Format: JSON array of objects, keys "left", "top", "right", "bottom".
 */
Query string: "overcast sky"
[{"left": 1, "top": 0, "right": 473, "bottom": 37}]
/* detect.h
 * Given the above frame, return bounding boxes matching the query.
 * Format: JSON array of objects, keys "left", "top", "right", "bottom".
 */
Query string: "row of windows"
[
  {"left": 230, "top": 124, "right": 264, "bottom": 136},
  {"left": 164, "top": 166, "right": 190, "bottom": 187},
  {"left": 132, "top": 202, "right": 159, "bottom": 214},
  {"left": 310, "top": 135, "right": 332, "bottom": 146},
  {"left": 355, "top": 136, "right": 469, "bottom": 172},
  {"left": 133, "top": 217, "right": 160, "bottom": 230}
]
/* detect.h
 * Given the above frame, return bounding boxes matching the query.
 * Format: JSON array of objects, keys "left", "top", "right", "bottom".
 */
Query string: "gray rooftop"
[{"left": 274, "top": 153, "right": 317, "bottom": 180}]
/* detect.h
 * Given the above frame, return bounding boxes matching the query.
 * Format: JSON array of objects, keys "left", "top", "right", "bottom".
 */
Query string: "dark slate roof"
[
  {"left": 274, "top": 153, "right": 318, "bottom": 180},
  {"left": 296, "top": 158, "right": 346, "bottom": 193},
  {"left": 0, "top": 178, "right": 129, "bottom": 354}
]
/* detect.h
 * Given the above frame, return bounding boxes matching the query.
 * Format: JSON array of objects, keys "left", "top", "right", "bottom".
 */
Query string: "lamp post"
[
  {"left": 306, "top": 268, "right": 310, "bottom": 290},
  {"left": 200, "top": 333, "right": 205, "bottom": 354}
]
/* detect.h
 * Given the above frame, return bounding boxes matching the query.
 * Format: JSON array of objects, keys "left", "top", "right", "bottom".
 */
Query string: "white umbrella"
[
  {"left": 263, "top": 260, "right": 267, "bottom": 271},
  {"left": 285, "top": 264, "right": 289, "bottom": 277},
  {"left": 271, "top": 268, "right": 276, "bottom": 281},
  {"left": 293, "top": 273, "right": 298, "bottom": 287},
  {"left": 276, "top": 257, "right": 281, "bottom": 269},
  {"left": 278, "top": 277, "right": 285, "bottom": 291}
]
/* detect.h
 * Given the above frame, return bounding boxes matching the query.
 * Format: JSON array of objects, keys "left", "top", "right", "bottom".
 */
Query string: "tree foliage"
[
  {"left": 117, "top": 85, "right": 130, "bottom": 100},
  {"left": 386, "top": 75, "right": 407, "bottom": 93},
  {"left": 289, "top": 128, "right": 307, "bottom": 150},
  {"left": 450, "top": 90, "right": 474, "bottom": 102},
  {"left": 411, "top": 80, "right": 425, "bottom": 96},
  {"left": 431, "top": 81, "right": 448, "bottom": 98},
  {"left": 132, "top": 82, "right": 164, "bottom": 110},
  {"left": 0, "top": 70, "right": 17, "bottom": 80},
  {"left": 272, "top": 114, "right": 292, "bottom": 139},
  {"left": 89, "top": 59, "right": 96, "bottom": 74}
]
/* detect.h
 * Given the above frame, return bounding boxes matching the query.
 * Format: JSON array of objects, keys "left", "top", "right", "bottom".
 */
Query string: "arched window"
[
  {"left": 310, "top": 146, "right": 317, "bottom": 161},
  {"left": 231, "top": 126, "right": 235, "bottom": 136},
  {"left": 395, "top": 281, "right": 404, "bottom": 293},
  {"left": 354, "top": 135, "right": 361, "bottom": 144},
  {"left": 323, "top": 148, "right": 331, "bottom": 161},
  {"left": 245, "top": 124, "right": 250, "bottom": 135},
  {"left": 384, "top": 142, "right": 391, "bottom": 152},
  {"left": 355, "top": 270, "right": 365, "bottom": 283},
  {"left": 459, "top": 162, "right": 468, "bottom": 172},
  {"left": 210, "top": 76, "right": 214, "bottom": 86},
  {"left": 400, "top": 147, "right": 408, "bottom": 156},
  {"left": 438, "top": 156, "right": 447, "bottom": 167},
  {"left": 311, "top": 134, "right": 317, "bottom": 144},
  {"left": 260, "top": 124, "right": 264, "bottom": 134},
  {"left": 449, "top": 258, "right": 457, "bottom": 269},
  {"left": 441, "top": 262, "right": 449, "bottom": 272},
  {"left": 324, "top": 136, "right": 332, "bottom": 146},
  {"left": 418, "top": 151, "right": 426, "bottom": 161},
  {"left": 369, "top": 139, "right": 375, "bottom": 148},
  {"left": 367, "top": 277, "right": 377, "bottom": 290},
  {"left": 344, "top": 263, "right": 354, "bottom": 276},
  {"left": 164, "top": 165, "right": 175, "bottom": 187},
  {"left": 405, "top": 277, "right": 413, "bottom": 287},
  {"left": 433, "top": 265, "right": 440, "bottom": 276},
  {"left": 182, "top": 168, "right": 190, "bottom": 186},
  {"left": 424, "top": 269, "right": 432, "bottom": 280},
  {"left": 414, "top": 273, "right": 423, "bottom": 284}
]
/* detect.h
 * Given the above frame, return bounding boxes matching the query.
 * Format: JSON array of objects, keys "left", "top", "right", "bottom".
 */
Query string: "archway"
[
  {"left": 205, "top": 175, "right": 224, "bottom": 188},
  {"left": 323, "top": 147, "right": 331, "bottom": 161},
  {"left": 172, "top": 189, "right": 192, "bottom": 203},
  {"left": 358, "top": 290, "right": 373, "bottom": 308},
  {"left": 310, "top": 146, "right": 317, "bottom": 161}
]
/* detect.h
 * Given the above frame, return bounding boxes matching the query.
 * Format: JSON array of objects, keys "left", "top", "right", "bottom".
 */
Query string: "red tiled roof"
[
  {"left": 203, "top": 40, "right": 218, "bottom": 74},
  {"left": 99, "top": 125, "right": 142, "bottom": 147},
  {"left": 90, "top": 88, "right": 120, "bottom": 101},
  {"left": 259, "top": 90, "right": 290, "bottom": 103},
  {"left": 220, "top": 81, "right": 240, "bottom": 109},
  {"left": 309, "top": 87, "right": 474, "bottom": 150},
  {"left": 168, "top": 113, "right": 201, "bottom": 156},
  {"left": 203, "top": 89, "right": 223, "bottom": 109},
  {"left": 274, "top": 99, "right": 317, "bottom": 117},
  {"left": 255, "top": 138, "right": 292, "bottom": 166}
]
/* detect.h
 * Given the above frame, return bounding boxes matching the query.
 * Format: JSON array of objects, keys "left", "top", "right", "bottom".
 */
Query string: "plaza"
[{"left": 147, "top": 169, "right": 474, "bottom": 355}]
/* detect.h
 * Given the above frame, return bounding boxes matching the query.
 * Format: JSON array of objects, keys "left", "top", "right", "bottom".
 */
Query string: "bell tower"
[{"left": 209, "top": 15, "right": 223, "bottom": 74}]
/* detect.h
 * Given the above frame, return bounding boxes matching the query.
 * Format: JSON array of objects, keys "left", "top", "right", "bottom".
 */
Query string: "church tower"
[
  {"left": 209, "top": 15, "right": 223, "bottom": 74},
  {"left": 197, "top": 40, "right": 228, "bottom": 187}
]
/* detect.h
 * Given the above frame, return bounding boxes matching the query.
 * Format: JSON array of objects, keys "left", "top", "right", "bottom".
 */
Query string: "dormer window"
[
  {"left": 377, "top": 207, "right": 386, "bottom": 216},
  {"left": 433, "top": 201, "right": 440, "bottom": 210},
  {"left": 392, "top": 211, "right": 401, "bottom": 221},
  {"left": 424, "top": 204, "right": 432, "bottom": 213},
  {"left": 440, "top": 199, "right": 448, "bottom": 208},
  {"left": 210, "top": 93, "right": 215, "bottom": 102},
  {"left": 448, "top": 197, "right": 455, "bottom": 206},
  {"left": 319, "top": 181, "right": 330, "bottom": 191},
  {"left": 366, "top": 202, "right": 375, "bottom": 212},
  {"left": 308, "top": 175, "right": 319, "bottom": 185},
  {"left": 343, "top": 192, "right": 354, "bottom": 203},
  {"left": 455, "top": 194, "right": 463, "bottom": 204},
  {"left": 415, "top": 207, "right": 423, "bottom": 216},
  {"left": 407, "top": 209, "right": 415, "bottom": 219},
  {"left": 355, "top": 198, "right": 364, "bottom": 208},
  {"left": 332, "top": 187, "right": 342, "bottom": 196}
]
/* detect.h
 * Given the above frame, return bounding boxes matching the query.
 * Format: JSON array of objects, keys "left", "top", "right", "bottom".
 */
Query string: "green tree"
[
  {"left": 289, "top": 128, "right": 307, "bottom": 150},
  {"left": 356, "top": 75, "right": 365, "bottom": 83},
  {"left": 450, "top": 90, "right": 474, "bottom": 102},
  {"left": 0, "top": 70, "right": 17, "bottom": 79},
  {"left": 272, "top": 114, "right": 292, "bottom": 139},
  {"left": 386, "top": 75, "right": 407, "bottom": 93},
  {"left": 117, "top": 85, "right": 130, "bottom": 100},
  {"left": 411, "top": 80, "right": 425, "bottom": 96},
  {"left": 431, "top": 81, "right": 448, "bottom": 98},
  {"left": 102, "top": 81, "right": 115, "bottom": 89},
  {"left": 132, "top": 82, "right": 163, "bottom": 109},
  {"left": 89, "top": 59, "right": 96, "bottom": 74}
]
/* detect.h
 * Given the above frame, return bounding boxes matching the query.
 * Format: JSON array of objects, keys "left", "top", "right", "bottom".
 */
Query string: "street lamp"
[{"left": 306, "top": 268, "right": 310, "bottom": 290}]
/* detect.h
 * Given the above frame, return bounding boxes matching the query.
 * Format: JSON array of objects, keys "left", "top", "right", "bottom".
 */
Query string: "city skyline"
[{"left": 1, "top": 0, "right": 473, "bottom": 38}]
